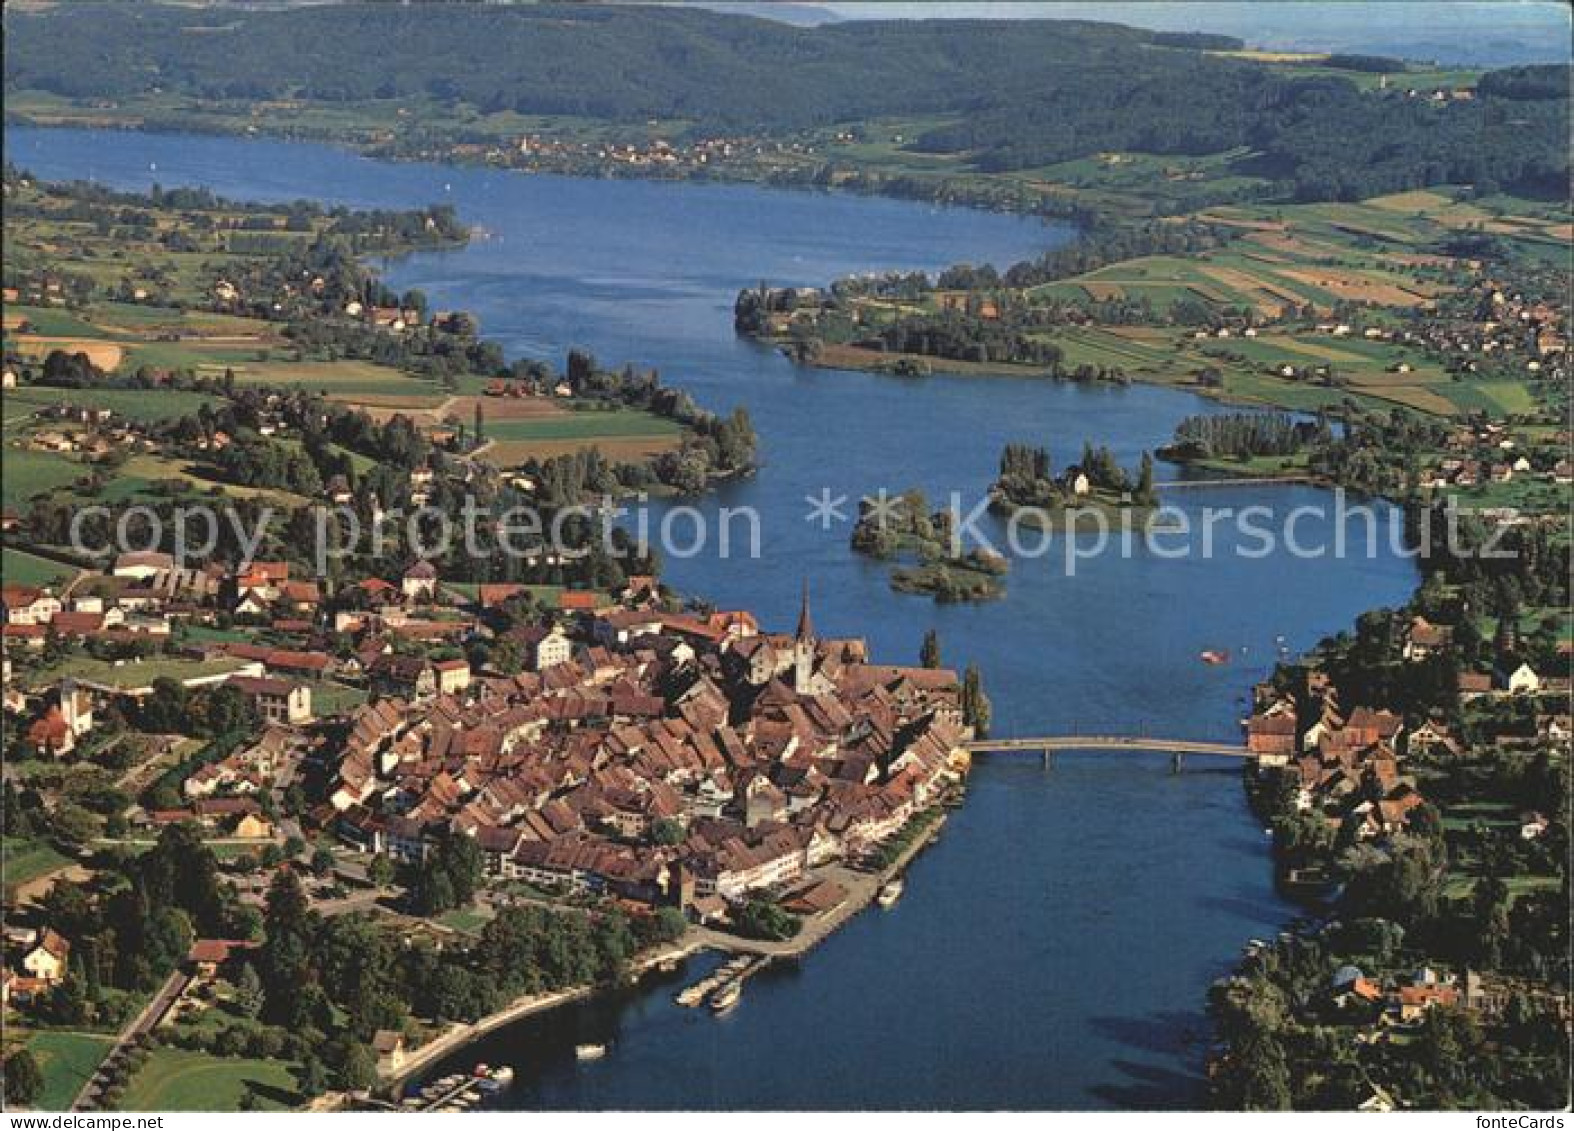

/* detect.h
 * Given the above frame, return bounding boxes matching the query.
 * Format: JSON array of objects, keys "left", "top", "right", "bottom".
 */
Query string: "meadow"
[
  {"left": 1, "top": 547, "right": 79, "bottom": 587},
  {"left": 22, "top": 655, "right": 255, "bottom": 694},
  {"left": 117, "top": 1049, "right": 301, "bottom": 1112},
  {"left": 13, "top": 1031, "right": 114, "bottom": 1112},
  {"left": 2, "top": 448, "right": 87, "bottom": 508},
  {"left": 825, "top": 187, "right": 1554, "bottom": 420}
]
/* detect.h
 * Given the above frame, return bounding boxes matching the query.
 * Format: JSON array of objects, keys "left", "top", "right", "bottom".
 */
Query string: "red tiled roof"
[{"left": 188, "top": 938, "right": 257, "bottom": 964}]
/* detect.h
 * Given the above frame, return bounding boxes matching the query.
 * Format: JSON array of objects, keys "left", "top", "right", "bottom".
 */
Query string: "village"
[
  {"left": 2, "top": 530, "right": 981, "bottom": 1106},
  {"left": 1229, "top": 588, "right": 1570, "bottom": 1107}
]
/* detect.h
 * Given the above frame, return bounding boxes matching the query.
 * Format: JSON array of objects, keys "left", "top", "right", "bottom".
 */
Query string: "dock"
[
  {"left": 674, "top": 953, "right": 770, "bottom": 1010},
  {"left": 393, "top": 1072, "right": 491, "bottom": 1113}
]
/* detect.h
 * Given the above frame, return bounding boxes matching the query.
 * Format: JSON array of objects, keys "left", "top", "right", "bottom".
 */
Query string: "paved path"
[{"left": 71, "top": 969, "right": 189, "bottom": 1111}]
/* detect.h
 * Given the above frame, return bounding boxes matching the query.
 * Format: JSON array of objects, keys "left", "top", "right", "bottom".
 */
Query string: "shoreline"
[
  {"left": 376, "top": 808, "right": 951, "bottom": 1098},
  {"left": 379, "top": 937, "right": 706, "bottom": 1094},
  {"left": 763, "top": 340, "right": 1430, "bottom": 421},
  {"left": 3, "top": 115, "right": 1075, "bottom": 227}
]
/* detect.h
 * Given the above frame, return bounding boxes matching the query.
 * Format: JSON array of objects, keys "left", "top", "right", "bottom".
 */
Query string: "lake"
[{"left": 7, "top": 126, "right": 1420, "bottom": 1108}]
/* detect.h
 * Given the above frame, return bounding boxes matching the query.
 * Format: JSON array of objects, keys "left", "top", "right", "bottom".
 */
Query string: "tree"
[
  {"left": 413, "top": 831, "right": 483, "bottom": 914},
  {"left": 310, "top": 848, "right": 337, "bottom": 877},
  {"left": 646, "top": 906, "right": 688, "bottom": 945},
  {"left": 919, "top": 629, "right": 941, "bottom": 669},
  {"left": 235, "top": 961, "right": 264, "bottom": 1019},
  {"left": 260, "top": 868, "right": 314, "bottom": 1027},
  {"left": 1235, "top": 1031, "right": 1293, "bottom": 1111},
  {"left": 417, "top": 868, "right": 455, "bottom": 916},
  {"left": 3, "top": 1049, "right": 43, "bottom": 1107},
  {"left": 366, "top": 854, "right": 395, "bottom": 887},
  {"left": 1419, "top": 1007, "right": 1484, "bottom": 1102},
  {"left": 333, "top": 1040, "right": 378, "bottom": 1092},
  {"left": 961, "top": 662, "right": 991, "bottom": 736},
  {"left": 1135, "top": 451, "right": 1156, "bottom": 506}
]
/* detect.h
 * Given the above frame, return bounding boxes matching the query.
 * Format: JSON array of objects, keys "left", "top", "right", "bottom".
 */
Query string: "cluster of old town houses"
[
  {"left": 4, "top": 545, "right": 971, "bottom": 937},
  {"left": 328, "top": 586, "right": 970, "bottom": 921}
]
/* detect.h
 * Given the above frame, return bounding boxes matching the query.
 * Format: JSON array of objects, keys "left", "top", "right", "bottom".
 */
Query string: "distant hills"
[
  {"left": 677, "top": 2, "right": 842, "bottom": 27},
  {"left": 4, "top": 2, "right": 1567, "bottom": 202}
]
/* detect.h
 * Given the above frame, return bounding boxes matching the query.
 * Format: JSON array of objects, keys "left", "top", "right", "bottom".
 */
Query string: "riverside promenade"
[
  {"left": 691, "top": 812, "right": 948, "bottom": 959},
  {"left": 381, "top": 809, "right": 951, "bottom": 1093},
  {"left": 380, "top": 937, "right": 705, "bottom": 1093}
]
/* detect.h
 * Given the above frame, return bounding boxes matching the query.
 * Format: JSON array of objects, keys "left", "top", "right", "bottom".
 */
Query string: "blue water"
[{"left": 6, "top": 126, "right": 1420, "bottom": 1108}]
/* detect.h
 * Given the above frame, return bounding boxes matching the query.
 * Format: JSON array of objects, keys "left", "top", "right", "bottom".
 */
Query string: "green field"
[
  {"left": 26, "top": 656, "right": 253, "bottom": 693},
  {"left": 118, "top": 1048, "right": 301, "bottom": 1112},
  {"left": 437, "top": 906, "right": 493, "bottom": 934},
  {"left": 1, "top": 448, "right": 85, "bottom": 507},
  {"left": 2, "top": 548, "right": 77, "bottom": 588},
  {"left": 226, "top": 358, "right": 449, "bottom": 402},
  {"left": 2, "top": 837, "right": 74, "bottom": 891},
  {"left": 17, "top": 1030, "right": 113, "bottom": 1111},
  {"left": 1435, "top": 379, "right": 1541, "bottom": 416},
  {"left": 4, "top": 385, "right": 219, "bottom": 424},
  {"left": 6, "top": 306, "right": 111, "bottom": 338},
  {"left": 306, "top": 680, "right": 370, "bottom": 716},
  {"left": 484, "top": 409, "right": 684, "bottom": 442}
]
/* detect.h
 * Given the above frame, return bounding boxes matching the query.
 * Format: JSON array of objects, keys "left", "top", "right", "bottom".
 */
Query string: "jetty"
[
  {"left": 674, "top": 954, "right": 770, "bottom": 1010},
  {"left": 397, "top": 1073, "right": 488, "bottom": 1113}
]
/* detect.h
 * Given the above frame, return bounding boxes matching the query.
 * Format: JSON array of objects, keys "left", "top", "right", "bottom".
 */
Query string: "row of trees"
[{"left": 1166, "top": 411, "right": 1332, "bottom": 461}]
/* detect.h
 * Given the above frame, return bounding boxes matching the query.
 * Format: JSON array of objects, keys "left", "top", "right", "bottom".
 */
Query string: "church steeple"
[
  {"left": 795, "top": 579, "right": 815, "bottom": 643},
  {"left": 793, "top": 580, "right": 816, "bottom": 695}
]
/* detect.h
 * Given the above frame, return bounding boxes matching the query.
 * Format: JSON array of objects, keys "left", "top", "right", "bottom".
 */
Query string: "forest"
[{"left": 5, "top": 6, "right": 1568, "bottom": 204}]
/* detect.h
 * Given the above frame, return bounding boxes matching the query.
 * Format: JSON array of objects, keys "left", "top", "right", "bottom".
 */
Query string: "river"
[{"left": 7, "top": 126, "right": 1420, "bottom": 1108}]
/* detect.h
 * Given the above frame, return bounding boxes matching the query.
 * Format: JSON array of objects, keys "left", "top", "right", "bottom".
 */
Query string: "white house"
[
  {"left": 535, "top": 626, "right": 573, "bottom": 671},
  {"left": 22, "top": 929, "right": 71, "bottom": 983},
  {"left": 112, "top": 551, "right": 174, "bottom": 580},
  {"left": 1505, "top": 663, "right": 1541, "bottom": 695}
]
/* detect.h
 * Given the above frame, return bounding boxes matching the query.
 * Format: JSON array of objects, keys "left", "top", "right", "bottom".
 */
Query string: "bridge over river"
[
  {"left": 965, "top": 734, "right": 1256, "bottom": 769},
  {"left": 1152, "top": 475, "right": 1314, "bottom": 490}
]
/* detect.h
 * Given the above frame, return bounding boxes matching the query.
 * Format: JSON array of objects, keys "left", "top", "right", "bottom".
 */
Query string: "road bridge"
[{"left": 965, "top": 734, "right": 1254, "bottom": 770}]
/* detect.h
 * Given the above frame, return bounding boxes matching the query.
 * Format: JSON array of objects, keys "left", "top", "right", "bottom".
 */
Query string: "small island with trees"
[
  {"left": 849, "top": 489, "right": 1009, "bottom": 602},
  {"left": 989, "top": 441, "right": 1160, "bottom": 531}
]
